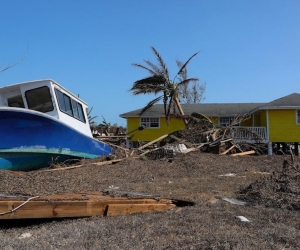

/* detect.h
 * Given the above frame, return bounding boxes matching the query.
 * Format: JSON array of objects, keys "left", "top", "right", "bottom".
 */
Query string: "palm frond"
[
  {"left": 176, "top": 51, "right": 200, "bottom": 76},
  {"left": 177, "top": 77, "right": 199, "bottom": 86},
  {"left": 151, "top": 46, "right": 169, "bottom": 79},
  {"left": 144, "top": 60, "right": 163, "bottom": 75},
  {"left": 130, "top": 75, "right": 166, "bottom": 95},
  {"left": 132, "top": 63, "right": 156, "bottom": 75},
  {"left": 176, "top": 59, "right": 187, "bottom": 80},
  {"left": 139, "top": 95, "right": 163, "bottom": 115}
]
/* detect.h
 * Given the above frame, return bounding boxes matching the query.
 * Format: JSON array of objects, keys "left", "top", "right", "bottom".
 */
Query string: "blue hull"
[{"left": 0, "top": 110, "right": 113, "bottom": 171}]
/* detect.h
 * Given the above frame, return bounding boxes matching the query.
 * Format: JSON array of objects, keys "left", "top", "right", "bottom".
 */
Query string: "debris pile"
[{"left": 99, "top": 112, "right": 268, "bottom": 161}]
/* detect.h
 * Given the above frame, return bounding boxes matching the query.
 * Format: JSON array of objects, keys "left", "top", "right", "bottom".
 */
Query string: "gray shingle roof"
[
  {"left": 119, "top": 93, "right": 300, "bottom": 118},
  {"left": 265, "top": 93, "right": 300, "bottom": 106},
  {"left": 120, "top": 103, "right": 264, "bottom": 118}
]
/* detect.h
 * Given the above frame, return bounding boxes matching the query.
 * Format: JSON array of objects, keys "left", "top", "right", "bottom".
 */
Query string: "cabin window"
[
  {"left": 297, "top": 110, "right": 300, "bottom": 124},
  {"left": 7, "top": 95, "right": 25, "bottom": 108},
  {"left": 55, "top": 89, "right": 86, "bottom": 123},
  {"left": 219, "top": 117, "right": 234, "bottom": 127},
  {"left": 25, "top": 86, "right": 54, "bottom": 113},
  {"left": 140, "top": 117, "right": 159, "bottom": 128}
]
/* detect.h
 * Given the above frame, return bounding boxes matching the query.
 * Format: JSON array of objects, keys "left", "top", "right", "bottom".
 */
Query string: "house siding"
[
  {"left": 268, "top": 109, "right": 300, "bottom": 142},
  {"left": 259, "top": 110, "right": 267, "bottom": 127},
  {"left": 127, "top": 117, "right": 185, "bottom": 142}
]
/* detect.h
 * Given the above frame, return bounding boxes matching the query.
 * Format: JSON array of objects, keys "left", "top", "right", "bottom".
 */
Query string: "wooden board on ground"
[{"left": 0, "top": 192, "right": 192, "bottom": 219}]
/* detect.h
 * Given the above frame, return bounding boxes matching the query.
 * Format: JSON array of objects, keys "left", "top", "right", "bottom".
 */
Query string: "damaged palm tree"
[{"left": 130, "top": 46, "right": 200, "bottom": 125}]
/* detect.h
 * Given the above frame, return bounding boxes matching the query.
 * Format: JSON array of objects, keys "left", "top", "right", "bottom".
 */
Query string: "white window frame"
[
  {"left": 297, "top": 110, "right": 300, "bottom": 124},
  {"left": 219, "top": 117, "right": 235, "bottom": 127},
  {"left": 140, "top": 117, "right": 160, "bottom": 128}
]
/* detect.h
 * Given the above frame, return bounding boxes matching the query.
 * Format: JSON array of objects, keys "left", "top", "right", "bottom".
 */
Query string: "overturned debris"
[{"left": 0, "top": 191, "right": 194, "bottom": 219}]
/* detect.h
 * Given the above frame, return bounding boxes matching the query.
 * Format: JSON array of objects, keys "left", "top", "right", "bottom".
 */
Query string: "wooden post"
[{"left": 294, "top": 143, "right": 299, "bottom": 156}]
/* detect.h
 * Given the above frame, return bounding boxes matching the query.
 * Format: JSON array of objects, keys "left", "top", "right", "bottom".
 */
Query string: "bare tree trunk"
[{"left": 174, "top": 97, "right": 188, "bottom": 126}]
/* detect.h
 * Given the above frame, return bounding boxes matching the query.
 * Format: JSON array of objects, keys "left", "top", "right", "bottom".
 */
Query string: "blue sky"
[{"left": 1, "top": 0, "right": 299, "bottom": 126}]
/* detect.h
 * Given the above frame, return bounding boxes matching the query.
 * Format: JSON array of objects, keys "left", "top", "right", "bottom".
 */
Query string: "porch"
[{"left": 229, "top": 126, "right": 268, "bottom": 143}]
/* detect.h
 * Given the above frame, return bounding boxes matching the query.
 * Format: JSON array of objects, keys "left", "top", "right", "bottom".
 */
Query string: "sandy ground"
[{"left": 0, "top": 152, "right": 299, "bottom": 249}]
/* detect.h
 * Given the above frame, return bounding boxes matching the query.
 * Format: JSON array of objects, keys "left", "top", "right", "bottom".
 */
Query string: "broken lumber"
[
  {"left": 138, "top": 134, "right": 168, "bottom": 150},
  {"left": 220, "top": 145, "right": 236, "bottom": 155},
  {"left": 230, "top": 150, "right": 255, "bottom": 156},
  {"left": 0, "top": 192, "right": 193, "bottom": 219}
]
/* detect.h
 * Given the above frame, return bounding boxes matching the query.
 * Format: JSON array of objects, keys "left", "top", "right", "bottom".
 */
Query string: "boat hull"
[{"left": 0, "top": 109, "right": 113, "bottom": 171}]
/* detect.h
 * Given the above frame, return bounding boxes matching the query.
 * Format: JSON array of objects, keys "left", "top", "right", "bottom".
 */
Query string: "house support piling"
[
  {"left": 294, "top": 143, "right": 299, "bottom": 156},
  {"left": 268, "top": 142, "right": 273, "bottom": 155}
]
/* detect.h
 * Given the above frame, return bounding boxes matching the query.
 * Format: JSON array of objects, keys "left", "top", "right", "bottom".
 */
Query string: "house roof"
[
  {"left": 120, "top": 103, "right": 264, "bottom": 118},
  {"left": 250, "top": 93, "right": 300, "bottom": 112},
  {"left": 120, "top": 93, "right": 300, "bottom": 118},
  {"left": 264, "top": 93, "right": 300, "bottom": 107}
]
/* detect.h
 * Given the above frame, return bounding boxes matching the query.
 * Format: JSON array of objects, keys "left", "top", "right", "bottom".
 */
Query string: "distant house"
[{"left": 119, "top": 93, "right": 300, "bottom": 154}]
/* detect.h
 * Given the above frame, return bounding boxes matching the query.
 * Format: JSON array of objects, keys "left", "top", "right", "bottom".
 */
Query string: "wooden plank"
[
  {"left": 139, "top": 147, "right": 161, "bottom": 156},
  {"left": 196, "top": 143, "right": 207, "bottom": 149},
  {"left": 138, "top": 134, "right": 168, "bottom": 150},
  {"left": 44, "top": 159, "right": 124, "bottom": 172},
  {"left": 0, "top": 200, "right": 107, "bottom": 219},
  {"left": 106, "top": 203, "right": 176, "bottom": 216},
  {"left": 0, "top": 192, "right": 178, "bottom": 219},
  {"left": 103, "top": 142, "right": 129, "bottom": 152},
  {"left": 230, "top": 150, "right": 255, "bottom": 156},
  {"left": 220, "top": 145, "right": 235, "bottom": 155}
]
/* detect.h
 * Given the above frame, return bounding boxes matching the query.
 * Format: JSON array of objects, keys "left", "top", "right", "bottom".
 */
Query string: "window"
[
  {"left": 297, "top": 110, "right": 300, "bottom": 124},
  {"left": 219, "top": 117, "right": 234, "bottom": 127},
  {"left": 7, "top": 95, "right": 25, "bottom": 108},
  {"left": 55, "top": 89, "right": 86, "bottom": 123},
  {"left": 25, "top": 86, "right": 54, "bottom": 113},
  {"left": 140, "top": 117, "right": 159, "bottom": 128}
]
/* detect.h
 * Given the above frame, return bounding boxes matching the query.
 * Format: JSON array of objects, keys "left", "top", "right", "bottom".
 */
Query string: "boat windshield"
[
  {"left": 55, "top": 88, "right": 86, "bottom": 123},
  {"left": 25, "top": 86, "right": 54, "bottom": 113},
  {"left": 7, "top": 95, "right": 25, "bottom": 108}
]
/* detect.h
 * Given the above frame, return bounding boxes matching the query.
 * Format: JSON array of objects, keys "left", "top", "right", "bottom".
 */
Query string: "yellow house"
[{"left": 120, "top": 93, "right": 300, "bottom": 154}]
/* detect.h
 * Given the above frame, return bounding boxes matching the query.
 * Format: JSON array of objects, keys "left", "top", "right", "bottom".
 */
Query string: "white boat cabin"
[{"left": 0, "top": 79, "right": 93, "bottom": 137}]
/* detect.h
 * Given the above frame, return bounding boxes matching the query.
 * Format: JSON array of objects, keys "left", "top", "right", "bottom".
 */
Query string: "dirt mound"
[{"left": 238, "top": 155, "right": 300, "bottom": 210}]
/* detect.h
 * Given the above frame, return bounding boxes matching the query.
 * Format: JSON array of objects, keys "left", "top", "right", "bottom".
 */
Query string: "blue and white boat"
[{"left": 0, "top": 79, "right": 113, "bottom": 171}]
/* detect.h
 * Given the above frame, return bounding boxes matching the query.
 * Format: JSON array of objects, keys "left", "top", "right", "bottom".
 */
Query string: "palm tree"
[
  {"left": 130, "top": 46, "right": 199, "bottom": 125},
  {"left": 87, "top": 107, "right": 98, "bottom": 126}
]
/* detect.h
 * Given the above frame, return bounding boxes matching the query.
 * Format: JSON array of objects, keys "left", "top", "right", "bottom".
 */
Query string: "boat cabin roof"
[
  {"left": 0, "top": 79, "right": 87, "bottom": 105},
  {"left": 0, "top": 79, "right": 93, "bottom": 137}
]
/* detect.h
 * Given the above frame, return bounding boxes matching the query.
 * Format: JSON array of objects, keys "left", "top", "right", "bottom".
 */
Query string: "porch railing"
[{"left": 229, "top": 126, "right": 268, "bottom": 143}]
